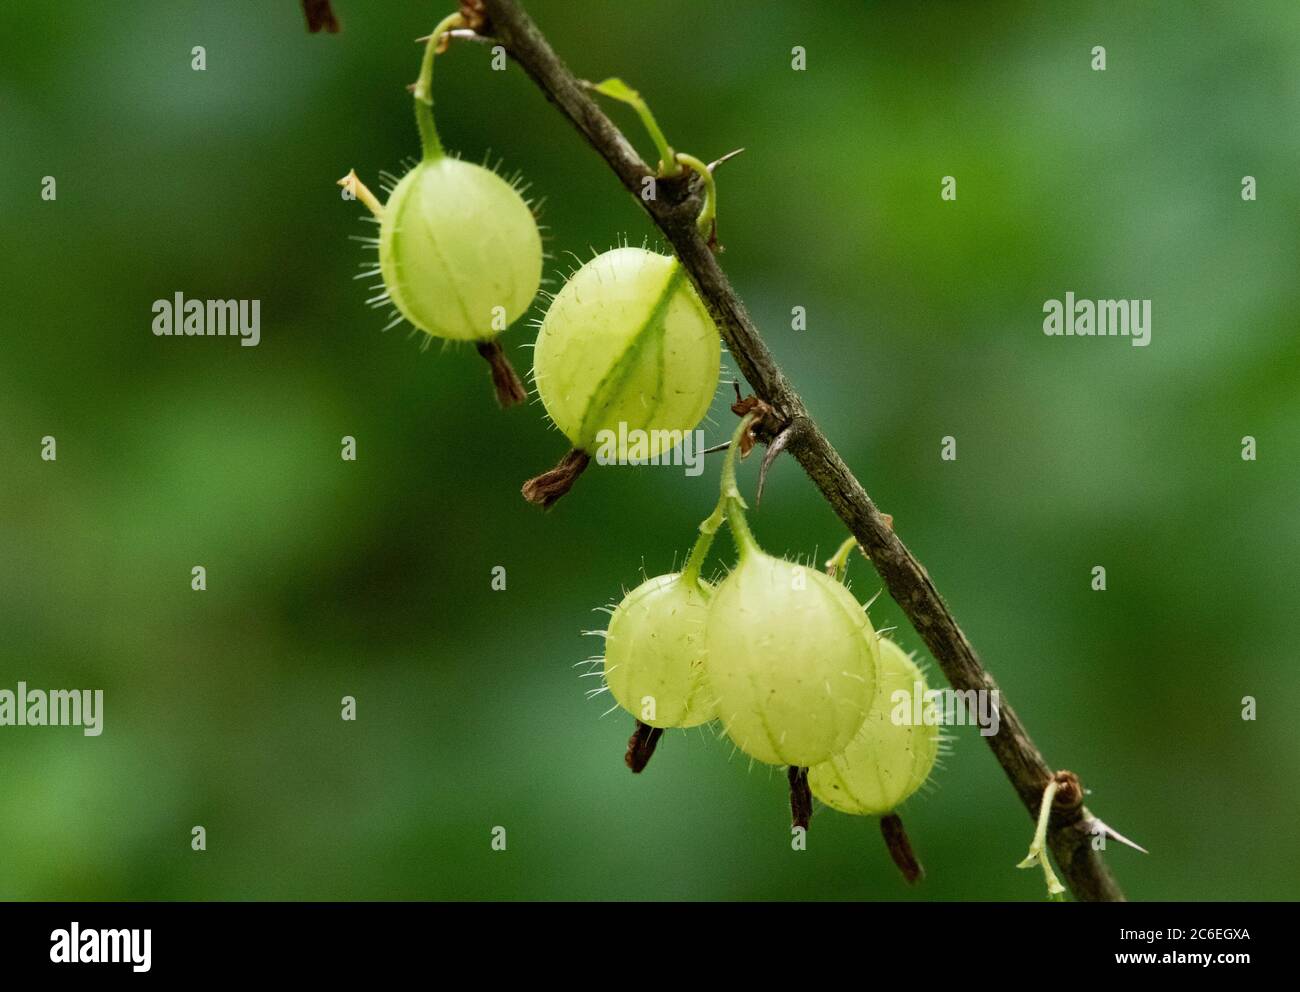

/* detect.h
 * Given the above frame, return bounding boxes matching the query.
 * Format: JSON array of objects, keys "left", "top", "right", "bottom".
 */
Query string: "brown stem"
[
  {"left": 625, "top": 720, "right": 663, "bottom": 773},
  {"left": 880, "top": 813, "right": 924, "bottom": 885},
  {"left": 480, "top": 0, "right": 1126, "bottom": 901},
  {"left": 787, "top": 766, "right": 811, "bottom": 831},
  {"left": 522, "top": 448, "right": 590, "bottom": 508},
  {"left": 475, "top": 339, "right": 528, "bottom": 408}
]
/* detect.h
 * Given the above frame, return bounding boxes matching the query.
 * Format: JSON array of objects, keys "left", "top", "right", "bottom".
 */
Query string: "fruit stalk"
[
  {"left": 718, "top": 413, "right": 761, "bottom": 559},
  {"left": 824, "top": 535, "right": 860, "bottom": 582},
  {"left": 413, "top": 11, "right": 466, "bottom": 161}
]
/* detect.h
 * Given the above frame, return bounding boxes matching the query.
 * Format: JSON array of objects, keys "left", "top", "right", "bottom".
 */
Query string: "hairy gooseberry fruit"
[
  {"left": 339, "top": 11, "right": 540, "bottom": 406},
  {"left": 604, "top": 572, "right": 715, "bottom": 730},
  {"left": 705, "top": 551, "right": 878, "bottom": 767},
  {"left": 807, "top": 638, "right": 940, "bottom": 816},
  {"left": 380, "top": 157, "right": 542, "bottom": 346},
  {"left": 523, "top": 247, "right": 721, "bottom": 506}
]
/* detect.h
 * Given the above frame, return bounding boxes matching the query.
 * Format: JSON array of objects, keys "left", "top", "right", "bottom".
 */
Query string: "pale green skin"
[
  {"left": 604, "top": 573, "right": 715, "bottom": 729},
  {"left": 379, "top": 157, "right": 542, "bottom": 342},
  {"left": 808, "top": 639, "right": 940, "bottom": 815},
  {"left": 533, "top": 247, "right": 721, "bottom": 455},
  {"left": 704, "top": 553, "right": 878, "bottom": 766}
]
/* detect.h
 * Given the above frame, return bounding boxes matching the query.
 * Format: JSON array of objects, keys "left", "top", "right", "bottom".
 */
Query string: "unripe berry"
[
  {"left": 380, "top": 157, "right": 542, "bottom": 343},
  {"left": 808, "top": 638, "right": 940, "bottom": 815},
  {"left": 524, "top": 247, "right": 721, "bottom": 505},
  {"left": 705, "top": 552, "right": 878, "bottom": 767},
  {"left": 604, "top": 572, "right": 715, "bottom": 729}
]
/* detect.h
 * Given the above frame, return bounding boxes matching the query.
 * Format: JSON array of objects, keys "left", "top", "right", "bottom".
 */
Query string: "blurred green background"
[{"left": 1, "top": 0, "right": 1297, "bottom": 900}]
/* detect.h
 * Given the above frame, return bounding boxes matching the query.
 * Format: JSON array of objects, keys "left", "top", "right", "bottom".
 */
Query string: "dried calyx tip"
[
  {"left": 625, "top": 720, "right": 663, "bottom": 773},
  {"left": 788, "top": 766, "right": 812, "bottom": 830},
  {"left": 476, "top": 339, "right": 527, "bottom": 408},
  {"left": 302, "top": 0, "right": 341, "bottom": 33},
  {"left": 522, "top": 449, "right": 591, "bottom": 509},
  {"left": 880, "top": 813, "right": 924, "bottom": 885}
]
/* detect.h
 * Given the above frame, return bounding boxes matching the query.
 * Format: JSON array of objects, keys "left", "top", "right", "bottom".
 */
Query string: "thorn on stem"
[
  {"left": 707, "top": 148, "right": 746, "bottom": 173},
  {"left": 1055, "top": 770, "right": 1148, "bottom": 855},
  {"left": 788, "top": 766, "right": 812, "bottom": 830},
  {"left": 522, "top": 448, "right": 591, "bottom": 509},
  {"left": 756, "top": 423, "right": 794, "bottom": 507},
  {"left": 625, "top": 720, "right": 663, "bottom": 773},
  {"left": 1088, "top": 817, "right": 1150, "bottom": 855},
  {"left": 419, "top": 28, "right": 493, "bottom": 46},
  {"left": 880, "top": 813, "right": 925, "bottom": 884},
  {"left": 476, "top": 339, "right": 527, "bottom": 408}
]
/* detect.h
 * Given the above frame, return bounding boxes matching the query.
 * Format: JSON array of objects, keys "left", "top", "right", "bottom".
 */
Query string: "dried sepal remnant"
[
  {"left": 477, "top": 338, "right": 528, "bottom": 408},
  {"left": 788, "top": 767, "right": 812, "bottom": 830},
  {"left": 521, "top": 448, "right": 590, "bottom": 509},
  {"left": 729, "top": 390, "right": 781, "bottom": 455},
  {"left": 302, "top": 0, "right": 340, "bottom": 34},
  {"left": 625, "top": 721, "right": 664, "bottom": 774}
]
